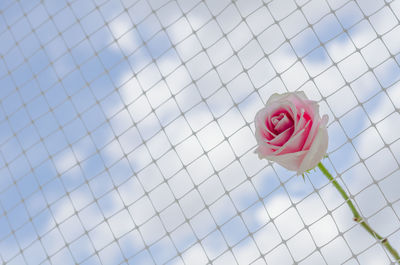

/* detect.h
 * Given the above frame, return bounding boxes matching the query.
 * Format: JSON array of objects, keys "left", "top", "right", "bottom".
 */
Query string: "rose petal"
[
  {"left": 293, "top": 108, "right": 307, "bottom": 135},
  {"left": 303, "top": 113, "right": 328, "bottom": 151},
  {"left": 280, "top": 93, "right": 318, "bottom": 125},
  {"left": 274, "top": 120, "right": 311, "bottom": 155},
  {"left": 255, "top": 139, "right": 283, "bottom": 157},
  {"left": 263, "top": 150, "right": 308, "bottom": 172},
  {"left": 266, "top": 104, "right": 289, "bottom": 133},
  {"left": 267, "top": 100, "right": 297, "bottom": 132},
  {"left": 274, "top": 113, "right": 293, "bottom": 133},
  {"left": 255, "top": 144, "right": 274, "bottom": 157},
  {"left": 298, "top": 124, "right": 329, "bottom": 174},
  {"left": 269, "top": 126, "right": 294, "bottom": 146},
  {"left": 255, "top": 108, "right": 276, "bottom": 140}
]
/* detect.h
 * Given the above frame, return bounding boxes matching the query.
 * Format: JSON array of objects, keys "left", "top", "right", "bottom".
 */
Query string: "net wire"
[{"left": 0, "top": 0, "right": 400, "bottom": 264}]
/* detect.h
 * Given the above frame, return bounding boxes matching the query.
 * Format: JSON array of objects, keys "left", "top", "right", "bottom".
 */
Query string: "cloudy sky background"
[{"left": 0, "top": 0, "right": 400, "bottom": 264}]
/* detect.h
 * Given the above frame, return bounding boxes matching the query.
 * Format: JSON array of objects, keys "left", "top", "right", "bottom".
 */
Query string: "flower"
[{"left": 254, "top": 91, "right": 329, "bottom": 174}]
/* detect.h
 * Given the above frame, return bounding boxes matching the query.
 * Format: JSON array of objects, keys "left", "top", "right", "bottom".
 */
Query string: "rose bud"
[{"left": 254, "top": 91, "right": 329, "bottom": 175}]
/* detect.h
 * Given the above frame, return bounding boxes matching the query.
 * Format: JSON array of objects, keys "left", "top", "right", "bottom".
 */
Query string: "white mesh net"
[{"left": 1, "top": 0, "right": 400, "bottom": 264}]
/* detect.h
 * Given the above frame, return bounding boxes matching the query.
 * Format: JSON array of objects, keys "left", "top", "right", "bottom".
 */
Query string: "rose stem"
[{"left": 317, "top": 162, "right": 400, "bottom": 263}]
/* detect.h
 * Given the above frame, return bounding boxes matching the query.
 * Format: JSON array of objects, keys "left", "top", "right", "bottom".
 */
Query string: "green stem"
[{"left": 317, "top": 162, "right": 400, "bottom": 263}]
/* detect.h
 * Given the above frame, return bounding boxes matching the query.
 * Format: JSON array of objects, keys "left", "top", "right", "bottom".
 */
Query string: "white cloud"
[
  {"left": 53, "top": 148, "right": 79, "bottom": 174},
  {"left": 108, "top": 13, "right": 142, "bottom": 56}
]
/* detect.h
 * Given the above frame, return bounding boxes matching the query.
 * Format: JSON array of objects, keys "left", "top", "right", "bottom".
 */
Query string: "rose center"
[{"left": 271, "top": 112, "right": 293, "bottom": 134}]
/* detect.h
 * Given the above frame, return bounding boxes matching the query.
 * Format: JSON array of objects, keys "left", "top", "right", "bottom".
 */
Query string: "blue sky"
[{"left": 1, "top": 0, "right": 400, "bottom": 264}]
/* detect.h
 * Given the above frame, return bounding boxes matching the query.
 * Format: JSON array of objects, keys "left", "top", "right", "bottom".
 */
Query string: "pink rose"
[{"left": 254, "top": 91, "right": 329, "bottom": 174}]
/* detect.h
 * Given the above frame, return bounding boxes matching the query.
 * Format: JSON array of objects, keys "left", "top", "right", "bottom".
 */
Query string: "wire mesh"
[{"left": 0, "top": 0, "right": 400, "bottom": 264}]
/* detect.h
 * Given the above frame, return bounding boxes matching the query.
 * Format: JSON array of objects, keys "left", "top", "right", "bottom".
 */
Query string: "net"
[{"left": 0, "top": 0, "right": 400, "bottom": 264}]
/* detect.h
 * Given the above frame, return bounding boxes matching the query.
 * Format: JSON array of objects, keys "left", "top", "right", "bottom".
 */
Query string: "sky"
[{"left": 0, "top": 0, "right": 400, "bottom": 264}]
